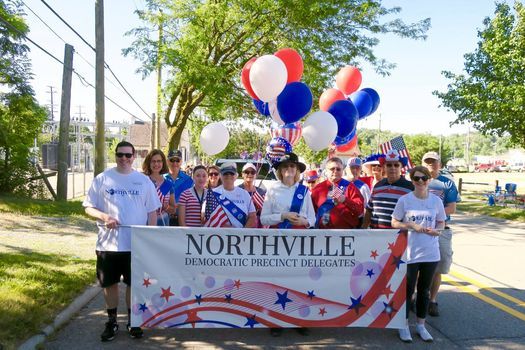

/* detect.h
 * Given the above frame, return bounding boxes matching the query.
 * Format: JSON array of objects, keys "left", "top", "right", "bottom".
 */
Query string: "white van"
[{"left": 510, "top": 162, "right": 524, "bottom": 172}]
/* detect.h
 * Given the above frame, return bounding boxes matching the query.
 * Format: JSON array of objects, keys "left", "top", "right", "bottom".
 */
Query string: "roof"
[{"left": 128, "top": 122, "right": 169, "bottom": 148}]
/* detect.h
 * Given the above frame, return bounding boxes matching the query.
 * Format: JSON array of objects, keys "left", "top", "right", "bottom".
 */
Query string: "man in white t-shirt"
[
  {"left": 83, "top": 141, "right": 160, "bottom": 342},
  {"left": 204, "top": 162, "right": 256, "bottom": 228}
]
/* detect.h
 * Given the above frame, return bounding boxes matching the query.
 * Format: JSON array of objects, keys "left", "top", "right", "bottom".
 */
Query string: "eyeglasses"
[
  {"left": 328, "top": 167, "right": 342, "bottom": 172},
  {"left": 307, "top": 181, "right": 316, "bottom": 184},
  {"left": 169, "top": 158, "right": 181, "bottom": 163},
  {"left": 116, "top": 152, "right": 133, "bottom": 158},
  {"left": 386, "top": 163, "right": 401, "bottom": 168},
  {"left": 208, "top": 172, "right": 219, "bottom": 177},
  {"left": 413, "top": 175, "right": 429, "bottom": 182},
  {"left": 243, "top": 170, "right": 256, "bottom": 175}
]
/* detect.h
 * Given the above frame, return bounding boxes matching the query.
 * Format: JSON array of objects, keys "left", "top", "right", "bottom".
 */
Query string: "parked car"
[
  {"left": 474, "top": 163, "right": 494, "bottom": 172},
  {"left": 214, "top": 158, "right": 277, "bottom": 190},
  {"left": 493, "top": 164, "right": 510, "bottom": 172},
  {"left": 510, "top": 162, "right": 525, "bottom": 172}
]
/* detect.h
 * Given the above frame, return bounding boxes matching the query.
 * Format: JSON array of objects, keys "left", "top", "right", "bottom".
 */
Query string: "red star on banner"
[
  {"left": 387, "top": 242, "right": 395, "bottom": 251},
  {"left": 370, "top": 250, "right": 379, "bottom": 259},
  {"left": 381, "top": 285, "right": 394, "bottom": 299},
  {"left": 185, "top": 310, "right": 202, "bottom": 328},
  {"left": 142, "top": 278, "right": 151, "bottom": 288},
  {"left": 233, "top": 279, "right": 242, "bottom": 289},
  {"left": 160, "top": 286, "right": 174, "bottom": 302},
  {"left": 318, "top": 307, "right": 327, "bottom": 316}
]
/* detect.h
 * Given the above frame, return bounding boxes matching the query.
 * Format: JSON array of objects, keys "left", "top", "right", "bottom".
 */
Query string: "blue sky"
[{"left": 22, "top": 0, "right": 509, "bottom": 135}]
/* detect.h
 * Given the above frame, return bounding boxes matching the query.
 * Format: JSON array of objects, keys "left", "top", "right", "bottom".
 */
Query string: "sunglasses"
[
  {"left": 386, "top": 163, "right": 401, "bottom": 168},
  {"left": 116, "top": 152, "right": 133, "bottom": 158},
  {"left": 222, "top": 172, "right": 236, "bottom": 176},
  {"left": 307, "top": 181, "right": 316, "bottom": 184},
  {"left": 169, "top": 158, "right": 181, "bottom": 163},
  {"left": 208, "top": 172, "right": 219, "bottom": 177},
  {"left": 243, "top": 170, "right": 256, "bottom": 175},
  {"left": 413, "top": 175, "right": 429, "bottom": 182}
]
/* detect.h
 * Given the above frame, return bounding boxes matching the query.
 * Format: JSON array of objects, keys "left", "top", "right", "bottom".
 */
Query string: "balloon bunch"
[
  {"left": 309, "top": 65, "right": 380, "bottom": 152},
  {"left": 242, "top": 48, "right": 313, "bottom": 165}
]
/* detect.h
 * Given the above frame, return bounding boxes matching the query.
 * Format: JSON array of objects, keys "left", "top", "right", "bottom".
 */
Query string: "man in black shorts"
[{"left": 83, "top": 141, "right": 160, "bottom": 341}]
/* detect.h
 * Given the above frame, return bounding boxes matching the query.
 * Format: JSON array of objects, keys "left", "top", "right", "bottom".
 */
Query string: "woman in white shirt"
[
  {"left": 392, "top": 166, "right": 446, "bottom": 343},
  {"left": 261, "top": 152, "right": 316, "bottom": 229}
]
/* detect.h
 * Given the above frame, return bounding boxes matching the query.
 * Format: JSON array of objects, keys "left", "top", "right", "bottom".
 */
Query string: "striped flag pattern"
[
  {"left": 251, "top": 190, "right": 265, "bottom": 211},
  {"left": 379, "top": 136, "right": 414, "bottom": 170},
  {"left": 330, "top": 184, "right": 345, "bottom": 202},
  {"left": 271, "top": 122, "right": 302, "bottom": 146},
  {"left": 203, "top": 191, "right": 230, "bottom": 227}
]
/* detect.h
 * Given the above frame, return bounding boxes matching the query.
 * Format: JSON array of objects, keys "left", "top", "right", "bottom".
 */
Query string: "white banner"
[{"left": 131, "top": 227, "right": 407, "bottom": 329}]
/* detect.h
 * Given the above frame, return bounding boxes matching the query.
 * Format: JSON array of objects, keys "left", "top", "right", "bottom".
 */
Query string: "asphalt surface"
[{"left": 40, "top": 212, "right": 525, "bottom": 350}]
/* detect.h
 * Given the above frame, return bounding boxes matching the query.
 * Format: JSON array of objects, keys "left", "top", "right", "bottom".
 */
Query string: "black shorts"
[{"left": 96, "top": 251, "right": 131, "bottom": 288}]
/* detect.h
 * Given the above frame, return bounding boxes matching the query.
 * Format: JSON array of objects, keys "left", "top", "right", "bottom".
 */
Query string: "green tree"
[
  {"left": 434, "top": 2, "right": 525, "bottom": 148},
  {"left": 404, "top": 134, "right": 452, "bottom": 166},
  {"left": 125, "top": 0, "right": 430, "bottom": 150},
  {"left": 0, "top": 0, "right": 48, "bottom": 196}
]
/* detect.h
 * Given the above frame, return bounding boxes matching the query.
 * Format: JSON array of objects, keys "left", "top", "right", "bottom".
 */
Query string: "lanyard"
[{"left": 193, "top": 187, "right": 205, "bottom": 208}]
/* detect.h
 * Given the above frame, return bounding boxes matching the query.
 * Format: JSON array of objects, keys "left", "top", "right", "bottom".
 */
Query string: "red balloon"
[
  {"left": 274, "top": 48, "right": 303, "bottom": 83},
  {"left": 319, "top": 88, "right": 345, "bottom": 111},
  {"left": 241, "top": 57, "right": 258, "bottom": 99},
  {"left": 336, "top": 66, "right": 362, "bottom": 95},
  {"left": 336, "top": 134, "right": 358, "bottom": 152}
]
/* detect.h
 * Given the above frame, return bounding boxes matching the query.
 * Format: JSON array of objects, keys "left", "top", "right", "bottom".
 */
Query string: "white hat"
[
  {"left": 242, "top": 162, "right": 256, "bottom": 172},
  {"left": 422, "top": 151, "right": 440, "bottom": 162}
]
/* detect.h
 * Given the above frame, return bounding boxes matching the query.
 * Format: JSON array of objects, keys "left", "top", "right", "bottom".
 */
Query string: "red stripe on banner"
[{"left": 368, "top": 275, "right": 407, "bottom": 328}]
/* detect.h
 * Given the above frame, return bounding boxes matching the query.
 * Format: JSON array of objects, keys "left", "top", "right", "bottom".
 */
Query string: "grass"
[
  {"left": 0, "top": 195, "right": 95, "bottom": 349},
  {"left": 0, "top": 252, "right": 95, "bottom": 349},
  {"left": 0, "top": 195, "right": 86, "bottom": 217},
  {"left": 457, "top": 201, "right": 525, "bottom": 223}
]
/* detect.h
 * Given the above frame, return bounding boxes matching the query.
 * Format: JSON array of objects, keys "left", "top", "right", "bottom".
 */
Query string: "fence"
[{"left": 458, "top": 178, "right": 499, "bottom": 195}]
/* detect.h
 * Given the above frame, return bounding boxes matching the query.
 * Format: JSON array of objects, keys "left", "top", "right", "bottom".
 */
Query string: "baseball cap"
[
  {"left": 220, "top": 162, "right": 238, "bottom": 175},
  {"left": 242, "top": 162, "right": 256, "bottom": 172},
  {"left": 167, "top": 149, "right": 183, "bottom": 159},
  {"left": 347, "top": 157, "right": 363, "bottom": 167},
  {"left": 422, "top": 151, "right": 440, "bottom": 162},
  {"left": 304, "top": 170, "right": 320, "bottom": 182}
]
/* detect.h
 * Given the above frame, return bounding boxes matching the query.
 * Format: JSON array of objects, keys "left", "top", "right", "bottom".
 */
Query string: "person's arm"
[
  {"left": 336, "top": 184, "right": 364, "bottom": 218},
  {"left": 361, "top": 209, "right": 372, "bottom": 229},
  {"left": 166, "top": 193, "right": 177, "bottom": 215},
  {"left": 178, "top": 203, "right": 187, "bottom": 226},
  {"left": 444, "top": 202, "right": 456, "bottom": 216},
  {"left": 245, "top": 212, "right": 257, "bottom": 228},
  {"left": 260, "top": 189, "right": 283, "bottom": 225},
  {"left": 85, "top": 207, "right": 119, "bottom": 229},
  {"left": 147, "top": 211, "right": 157, "bottom": 226}
]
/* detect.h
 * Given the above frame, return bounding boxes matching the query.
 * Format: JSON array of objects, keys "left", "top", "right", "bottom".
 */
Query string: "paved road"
[{"left": 43, "top": 212, "right": 525, "bottom": 349}]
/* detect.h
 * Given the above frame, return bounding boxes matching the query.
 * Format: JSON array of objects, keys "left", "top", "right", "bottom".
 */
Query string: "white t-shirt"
[
  {"left": 83, "top": 168, "right": 161, "bottom": 252},
  {"left": 392, "top": 192, "right": 446, "bottom": 264},
  {"left": 207, "top": 186, "right": 256, "bottom": 228}
]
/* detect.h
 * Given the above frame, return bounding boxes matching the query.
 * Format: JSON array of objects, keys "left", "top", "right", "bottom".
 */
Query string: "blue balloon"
[
  {"left": 361, "top": 87, "right": 380, "bottom": 115},
  {"left": 349, "top": 90, "right": 373, "bottom": 120},
  {"left": 265, "top": 137, "right": 293, "bottom": 165},
  {"left": 276, "top": 82, "right": 313, "bottom": 124},
  {"left": 327, "top": 100, "right": 358, "bottom": 138},
  {"left": 252, "top": 99, "right": 270, "bottom": 116},
  {"left": 334, "top": 128, "right": 356, "bottom": 145}
]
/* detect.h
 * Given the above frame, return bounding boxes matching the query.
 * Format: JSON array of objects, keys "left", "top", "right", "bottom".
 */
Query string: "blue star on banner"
[
  {"left": 225, "top": 294, "right": 233, "bottom": 303},
  {"left": 139, "top": 303, "right": 148, "bottom": 312},
  {"left": 307, "top": 290, "right": 316, "bottom": 300},
  {"left": 391, "top": 255, "right": 405, "bottom": 269},
  {"left": 366, "top": 269, "right": 375, "bottom": 278},
  {"left": 382, "top": 301, "right": 398, "bottom": 319},
  {"left": 195, "top": 294, "right": 203, "bottom": 305},
  {"left": 274, "top": 290, "right": 293, "bottom": 310},
  {"left": 244, "top": 314, "right": 259, "bottom": 328},
  {"left": 348, "top": 295, "right": 365, "bottom": 315}
]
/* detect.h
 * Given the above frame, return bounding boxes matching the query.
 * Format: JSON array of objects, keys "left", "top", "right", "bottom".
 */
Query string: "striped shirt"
[
  {"left": 179, "top": 187, "right": 207, "bottom": 227},
  {"left": 367, "top": 177, "right": 414, "bottom": 229}
]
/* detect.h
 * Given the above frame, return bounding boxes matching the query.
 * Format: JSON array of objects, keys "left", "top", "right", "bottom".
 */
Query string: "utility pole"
[
  {"left": 57, "top": 44, "right": 74, "bottom": 201},
  {"left": 376, "top": 113, "right": 382, "bottom": 152},
  {"left": 439, "top": 134, "right": 443, "bottom": 159},
  {"left": 156, "top": 13, "right": 163, "bottom": 149},
  {"left": 151, "top": 113, "right": 156, "bottom": 150},
  {"left": 47, "top": 86, "right": 57, "bottom": 121},
  {"left": 95, "top": 0, "right": 105, "bottom": 176},
  {"left": 466, "top": 126, "right": 471, "bottom": 170}
]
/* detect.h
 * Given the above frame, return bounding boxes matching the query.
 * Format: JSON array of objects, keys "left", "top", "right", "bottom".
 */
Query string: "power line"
[
  {"left": 39, "top": 0, "right": 152, "bottom": 120},
  {"left": 0, "top": 15, "right": 147, "bottom": 122}
]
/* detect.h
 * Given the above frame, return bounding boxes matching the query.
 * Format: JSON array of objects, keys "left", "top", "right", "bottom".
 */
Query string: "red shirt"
[{"left": 311, "top": 179, "right": 364, "bottom": 229}]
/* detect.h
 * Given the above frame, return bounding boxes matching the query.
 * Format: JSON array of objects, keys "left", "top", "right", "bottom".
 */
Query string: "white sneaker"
[
  {"left": 398, "top": 326, "right": 413, "bottom": 343},
  {"left": 416, "top": 324, "right": 434, "bottom": 342}
]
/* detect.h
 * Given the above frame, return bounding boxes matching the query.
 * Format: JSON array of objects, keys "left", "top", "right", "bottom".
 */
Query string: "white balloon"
[
  {"left": 200, "top": 122, "right": 229, "bottom": 155},
  {"left": 302, "top": 111, "right": 338, "bottom": 151},
  {"left": 249, "top": 55, "right": 288, "bottom": 102},
  {"left": 268, "top": 99, "right": 284, "bottom": 125}
]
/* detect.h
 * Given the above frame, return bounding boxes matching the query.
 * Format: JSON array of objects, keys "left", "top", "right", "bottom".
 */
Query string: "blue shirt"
[
  {"left": 428, "top": 174, "right": 461, "bottom": 222},
  {"left": 164, "top": 171, "right": 194, "bottom": 202}
]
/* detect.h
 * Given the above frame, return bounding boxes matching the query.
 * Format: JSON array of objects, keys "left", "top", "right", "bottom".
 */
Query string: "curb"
[{"left": 18, "top": 284, "right": 101, "bottom": 350}]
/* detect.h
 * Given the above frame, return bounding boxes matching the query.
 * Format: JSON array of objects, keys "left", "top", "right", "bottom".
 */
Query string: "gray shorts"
[{"left": 437, "top": 228, "right": 453, "bottom": 274}]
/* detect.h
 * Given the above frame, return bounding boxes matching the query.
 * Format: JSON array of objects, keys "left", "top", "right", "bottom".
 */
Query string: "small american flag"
[
  {"left": 330, "top": 184, "right": 345, "bottom": 202},
  {"left": 379, "top": 136, "right": 414, "bottom": 170},
  {"left": 203, "top": 190, "right": 230, "bottom": 227},
  {"left": 251, "top": 190, "right": 265, "bottom": 211}
]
